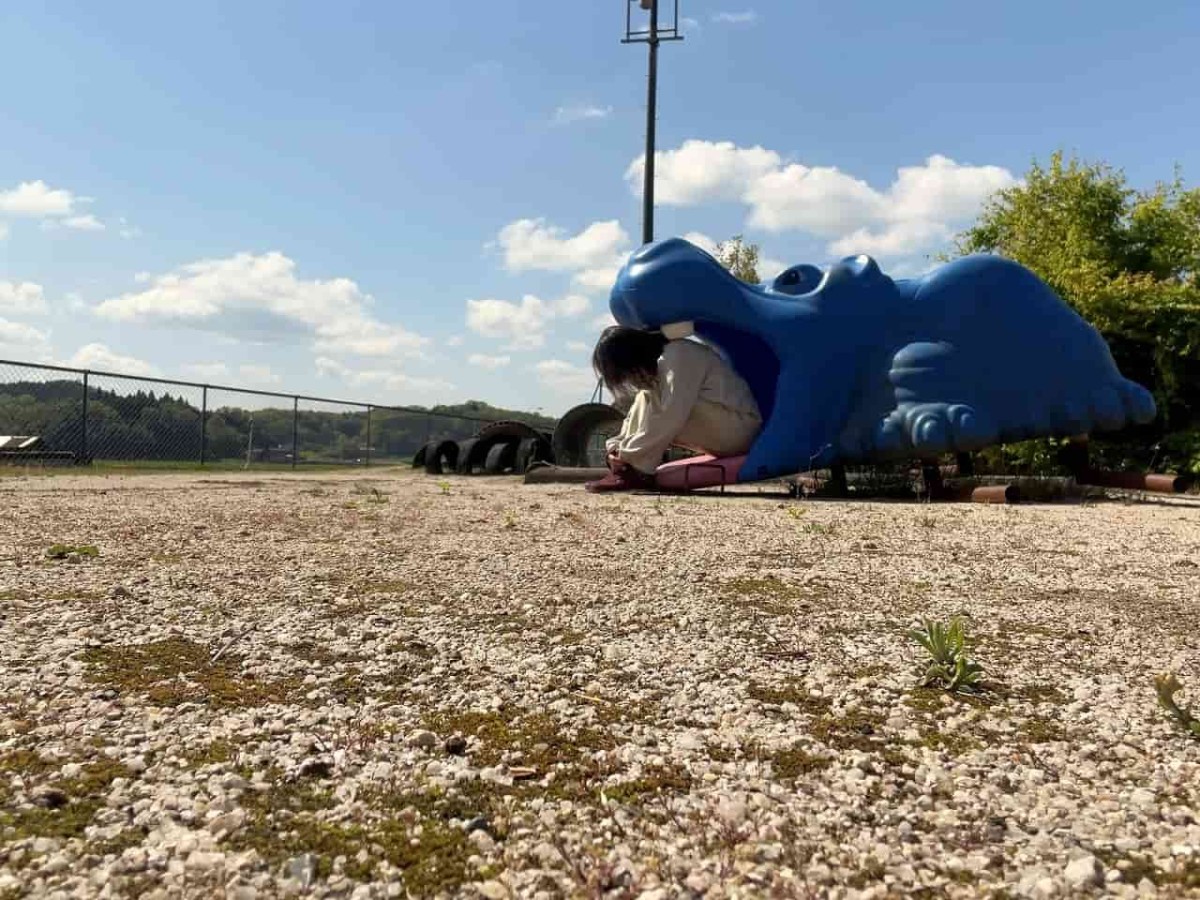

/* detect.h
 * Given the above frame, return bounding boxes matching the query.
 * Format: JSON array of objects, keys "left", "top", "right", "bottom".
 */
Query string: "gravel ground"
[{"left": 1, "top": 468, "right": 1199, "bottom": 899}]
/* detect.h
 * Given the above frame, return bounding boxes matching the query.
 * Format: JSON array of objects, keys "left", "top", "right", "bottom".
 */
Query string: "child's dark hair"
[{"left": 592, "top": 325, "right": 668, "bottom": 395}]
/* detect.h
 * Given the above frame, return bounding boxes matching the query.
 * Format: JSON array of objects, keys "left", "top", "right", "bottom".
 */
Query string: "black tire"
[
  {"left": 455, "top": 439, "right": 479, "bottom": 475},
  {"left": 484, "top": 439, "right": 520, "bottom": 474},
  {"left": 551, "top": 403, "right": 624, "bottom": 468},
  {"left": 459, "top": 421, "right": 545, "bottom": 475},
  {"left": 412, "top": 444, "right": 430, "bottom": 468},
  {"left": 515, "top": 436, "right": 553, "bottom": 473},
  {"left": 423, "top": 440, "right": 458, "bottom": 475}
]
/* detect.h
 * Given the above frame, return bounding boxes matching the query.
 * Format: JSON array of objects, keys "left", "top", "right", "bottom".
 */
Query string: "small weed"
[
  {"left": 909, "top": 618, "right": 984, "bottom": 694},
  {"left": 502, "top": 510, "right": 517, "bottom": 529},
  {"left": 45, "top": 543, "right": 99, "bottom": 561},
  {"left": 785, "top": 506, "right": 807, "bottom": 519},
  {"left": 802, "top": 522, "right": 837, "bottom": 537},
  {"left": 1155, "top": 672, "right": 1200, "bottom": 738},
  {"left": 436, "top": 480, "right": 452, "bottom": 495}
]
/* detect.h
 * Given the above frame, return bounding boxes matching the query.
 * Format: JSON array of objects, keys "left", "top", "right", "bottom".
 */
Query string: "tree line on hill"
[{"left": 0, "top": 379, "right": 556, "bottom": 462}]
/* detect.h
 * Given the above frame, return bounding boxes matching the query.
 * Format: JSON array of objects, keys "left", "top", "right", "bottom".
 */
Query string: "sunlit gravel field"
[{"left": 1, "top": 468, "right": 1198, "bottom": 899}]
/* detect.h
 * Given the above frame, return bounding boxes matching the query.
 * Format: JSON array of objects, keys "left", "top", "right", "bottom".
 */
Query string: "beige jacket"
[{"left": 606, "top": 338, "right": 762, "bottom": 467}]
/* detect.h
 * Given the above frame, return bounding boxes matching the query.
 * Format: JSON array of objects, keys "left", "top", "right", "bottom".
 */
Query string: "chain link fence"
[{"left": 0, "top": 358, "right": 553, "bottom": 468}]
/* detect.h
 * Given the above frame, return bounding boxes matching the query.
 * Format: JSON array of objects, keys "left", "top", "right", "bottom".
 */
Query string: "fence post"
[
  {"left": 365, "top": 405, "right": 372, "bottom": 467},
  {"left": 81, "top": 371, "right": 89, "bottom": 465},
  {"left": 200, "top": 385, "right": 208, "bottom": 465},
  {"left": 292, "top": 397, "right": 299, "bottom": 469}
]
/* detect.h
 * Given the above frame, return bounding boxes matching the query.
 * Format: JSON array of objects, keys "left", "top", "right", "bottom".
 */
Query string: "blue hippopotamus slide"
[{"left": 608, "top": 238, "right": 1157, "bottom": 487}]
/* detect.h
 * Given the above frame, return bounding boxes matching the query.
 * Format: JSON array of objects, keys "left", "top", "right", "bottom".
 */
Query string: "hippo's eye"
[{"left": 780, "top": 271, "right": 798, "bottom": 285}]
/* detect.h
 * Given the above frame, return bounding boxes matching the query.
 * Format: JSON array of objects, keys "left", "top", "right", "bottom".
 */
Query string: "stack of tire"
[{"left": 411, "top": 403, "right": 625, "bottom": 476}]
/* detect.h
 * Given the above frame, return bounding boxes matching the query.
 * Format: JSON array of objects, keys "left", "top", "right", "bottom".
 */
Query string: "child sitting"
[{"left": 585, "top": 324, "right": 762, "bottom": 493}]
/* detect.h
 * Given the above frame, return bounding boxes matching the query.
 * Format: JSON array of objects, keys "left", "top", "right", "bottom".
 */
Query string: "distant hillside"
[{"left": 0, "top": 379, "right": 556, "bottom": 462}]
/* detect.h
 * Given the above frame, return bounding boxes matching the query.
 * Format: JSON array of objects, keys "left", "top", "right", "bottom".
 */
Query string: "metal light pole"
[{"left": 623, "top": 0, "right": 683, "bottom": 245}]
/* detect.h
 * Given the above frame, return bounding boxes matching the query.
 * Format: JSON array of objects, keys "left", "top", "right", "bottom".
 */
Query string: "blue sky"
[{"left": 2, "top": 0, "right": 1198, "bottom": 414}]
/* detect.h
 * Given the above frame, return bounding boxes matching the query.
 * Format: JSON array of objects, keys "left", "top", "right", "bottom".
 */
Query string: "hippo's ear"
[{"left": 772, "top": 264, "right": 824, "bottom": 296}]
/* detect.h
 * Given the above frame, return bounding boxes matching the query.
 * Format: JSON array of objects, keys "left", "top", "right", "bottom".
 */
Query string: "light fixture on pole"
[{"left": 623, "top": 1, "right": 683, "bottom": 245}]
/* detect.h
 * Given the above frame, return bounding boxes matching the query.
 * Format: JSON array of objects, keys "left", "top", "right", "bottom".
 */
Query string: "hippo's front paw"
[{"left": 871, "top": 402, "right": 998, "bottom": 458}]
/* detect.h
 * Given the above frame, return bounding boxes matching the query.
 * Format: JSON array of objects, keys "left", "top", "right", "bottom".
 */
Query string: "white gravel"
[{"left": 1, "top": 467, "right": 1198, "bottom": 899}]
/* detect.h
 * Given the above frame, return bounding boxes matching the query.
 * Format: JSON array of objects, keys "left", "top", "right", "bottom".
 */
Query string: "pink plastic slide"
[{"left": 653, "top": 454, "right": 745, "bottom": 491}]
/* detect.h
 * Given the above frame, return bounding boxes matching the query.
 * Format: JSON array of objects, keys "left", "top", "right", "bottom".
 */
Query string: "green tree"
[
  {"left": 713, "top": 235, "right": 761, "bottom": 284},
  {"left": 954, "top": 151, "right": 1200, "bottom": 472}
]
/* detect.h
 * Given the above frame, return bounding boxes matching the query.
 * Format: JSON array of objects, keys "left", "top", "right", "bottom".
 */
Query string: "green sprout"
[
  {"left": 436, "top": 481, "right": 451, "bottom": 496},
  {"left": 45, "top": 544, "right": 100, "bottom": 561},
  {"left": 1155, "top": 672, "right": 1200, "bottom": 738},
  {"left": 908, "top": 617, "right": 984, "bottom": 693}
]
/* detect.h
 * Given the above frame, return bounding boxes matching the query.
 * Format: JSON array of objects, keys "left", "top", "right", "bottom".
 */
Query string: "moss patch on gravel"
[
  {"left": 769, "top": 745, "right": 833, "bottom": 779},
  {"left": 0, "top": 751, "right": 130, "bottom": 840},
  {"left": 81, "top": 638, "right": 302, "bottom": 708},
  {"left": 723, "top": 577, "right": 819, "bottom": 615}
]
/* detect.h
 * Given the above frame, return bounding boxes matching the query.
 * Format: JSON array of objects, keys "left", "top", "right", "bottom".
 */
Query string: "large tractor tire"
[{"left": 551, "top": 403, "right": 624, "bottom": 468}]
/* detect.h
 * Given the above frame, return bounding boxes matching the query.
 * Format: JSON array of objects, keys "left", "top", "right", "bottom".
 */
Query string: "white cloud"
[
  {"left": 67, "top": 343, "right": 157, "bottom": 376},
  {"left": 566, "top": 340, "right": 590, "bottom": 352},
  {"left": 630, "top": 141, "right": 1017, "bottom": 259},
  {"left": 63, "top": 214, "right": 105, "bottom": 231},
  {"left": 746, "top": 164, "right": 883, "bottom": 235},
  {"left": 446, "top": 335, "right": 464, "bottom": 347},
  {"left": 553, "top": 104, "right": 613, "bottom": 125},
  {"left": 552, "top": 294, "right": 590, "bottom": 317},
  {"left": 496, "top": 218, "right": 629, "bottom": 273},
  {"left": 0, "top": 223, "right": 8, "bottom": 241},
  {"left": 0, "top": 317, "right": 50, "bottom": 354},
  {"left": 465, "top": 295, "right": 550, "bottom": 350},
  {"left": 468, "top": 353, "right": 511, "bottom": 370},
  {"left": 680, "top": 16, "right": 701, "bottom": 32},
  {"left": 182, "top": 362, "right": 230, "bottom": 382},
  {"left": 758, "top": 255, "right": 788, "bottom": 280},
  {"left": 238, "top": 364, "right": 281, "bottom": 385},
  {"left": 572, "top": 262, "right": 624, "bottom": 294},
  {"left": 534, "top": 359, "right": 596, "bottom": 395},
  {"left": 94, "top": 252, "right": 428, "bottom": 359},
  {"left": 315, "top": 356, "right": 452, "bottom": 395},
  {"left": 682, "top": 231, "right": 719, "bottom": 256},
  {"left": 712, "top": 10, "right": 759, "bottom": 24},
  {"left": 0, "top": 281, "right": 48, "bottom": 316},
  {"left": 626, "top": 140, "right": 780, "bottom": 205},
  {"left": 466, "top": 292, "right": 592, "bottom": 350},
  {"left": 590, "top": 312, "right": 617, "bottom": 331},
  {"left": 0, "top": 180, "right": 80, "bottom": 217}
]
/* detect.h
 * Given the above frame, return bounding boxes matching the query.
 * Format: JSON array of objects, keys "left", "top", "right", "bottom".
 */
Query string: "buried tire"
[
  {"left": 423, "top": 440, "right": 459, "bottom": 475},
  {"left": 463, "top": 420, "right": 545, "bottom": 474},
  {"left": 454, "top": 439, "right": 479, "bottom": 475},
  {"left": 551, "top": 403, "right": 624, "bottom": 468},
  {"left": 483, "top": 439, "right": 520, "bottom": 474}
]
